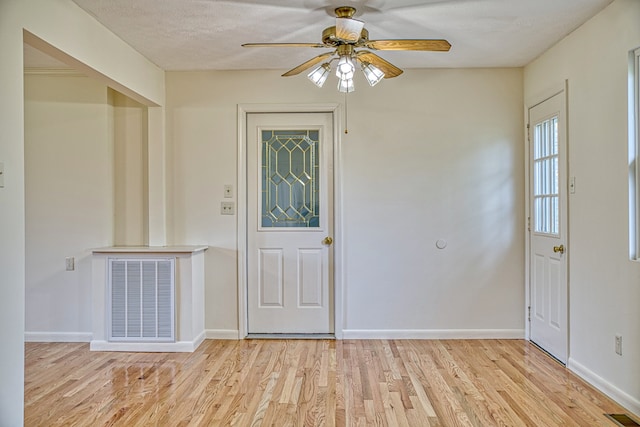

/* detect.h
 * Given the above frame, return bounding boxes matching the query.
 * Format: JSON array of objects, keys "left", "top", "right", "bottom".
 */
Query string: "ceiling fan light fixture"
[
  {"left": 307, "top": 63, "right": 331, "bottom": 87},
  {"left": 243, "top": 6, "right": 452, "bottom": 94},
  {"left": 336, "top": 55, "right": 355, "bottom": 79},
  {"left": 337, "top": 77, "right": 354, "bottom": 93},
  {"left": 361, "top": 61, "right": 385, "bottom": 86}
]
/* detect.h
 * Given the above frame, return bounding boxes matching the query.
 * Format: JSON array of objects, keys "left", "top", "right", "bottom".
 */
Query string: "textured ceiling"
[{"left": 30, "top": 0, "right": 614, "bottom": 71}]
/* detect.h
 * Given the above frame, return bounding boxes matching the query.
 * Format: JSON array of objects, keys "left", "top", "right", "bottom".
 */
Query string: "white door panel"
[
  {"left": 529, "top": 91, "right": 568, "bottom": 363},
  {"left": 298, "top": 249, "right": 324, "bottom": 307},
  {"left": 247, "top": 112, "right": 334, "bottom": 334},
  {"left": 258, "top": 249, "right": 283, "bottom": 307}
]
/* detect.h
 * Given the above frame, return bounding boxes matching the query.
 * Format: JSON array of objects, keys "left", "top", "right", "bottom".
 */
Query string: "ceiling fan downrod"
[{"left": 334, "top": 6, "right": 357, "bottom": 19}]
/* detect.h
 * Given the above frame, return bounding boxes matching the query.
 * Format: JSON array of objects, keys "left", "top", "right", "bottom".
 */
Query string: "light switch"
[
  {"left": 224, "top": 184, "right": 233, "bottom": 198},
  {"left": 0, "top": 162, "right": 4, "bottom": 188},
  {"left": 569, "top": 176, "right": 576, "bottom": 194}
]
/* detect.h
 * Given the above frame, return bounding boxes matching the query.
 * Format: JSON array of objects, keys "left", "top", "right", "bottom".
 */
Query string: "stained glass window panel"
[{"left": 261, "top": 130, "right": 320, "bottom": 228}]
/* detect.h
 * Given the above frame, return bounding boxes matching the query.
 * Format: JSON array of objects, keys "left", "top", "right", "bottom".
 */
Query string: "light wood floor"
[{"left": 25, "top": 339, "right": 634, "bottom": 426}]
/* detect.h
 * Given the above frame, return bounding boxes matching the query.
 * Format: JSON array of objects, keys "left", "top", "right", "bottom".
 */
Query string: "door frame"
[
  {"left": 237, "top": 104, "right": 343, "bottom": 339},
  {"left": 523, "top": 81, "right": 570, "bottom": 353}
]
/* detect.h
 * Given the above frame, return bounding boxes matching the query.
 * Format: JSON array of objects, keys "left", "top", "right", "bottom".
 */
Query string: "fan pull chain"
[{"left": 344, "top": 91, "right": 349, "bottom": 134}]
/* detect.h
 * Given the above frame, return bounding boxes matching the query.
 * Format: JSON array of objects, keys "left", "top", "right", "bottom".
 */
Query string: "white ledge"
[
  {"left": 90, "top": 336, "right": 205, "bottom": 353},
  {"left": 92, "top": 245, "right": 208, "bottom": 254}
]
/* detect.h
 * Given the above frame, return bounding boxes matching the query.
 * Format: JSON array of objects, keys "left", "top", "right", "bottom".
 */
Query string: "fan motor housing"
[{"left": 322, "top": 26, "right": 368, "bottom": 46}]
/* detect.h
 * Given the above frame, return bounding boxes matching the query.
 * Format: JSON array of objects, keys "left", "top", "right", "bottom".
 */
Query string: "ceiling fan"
[{"left": 242, "top": 6, "right": 451, "bottom": 92}]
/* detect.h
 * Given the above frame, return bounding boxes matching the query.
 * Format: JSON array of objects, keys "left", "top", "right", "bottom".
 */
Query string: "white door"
[
  {"left": 246, "top": 112, "right": 334, "bottom": 334},
  {"left": 529, "top": 91, "right": 568, "bottom": 363}
]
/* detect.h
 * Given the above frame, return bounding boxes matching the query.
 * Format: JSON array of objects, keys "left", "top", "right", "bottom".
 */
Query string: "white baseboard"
[
  {"left": 25, "top": 332, "right": 92, "bottom": 343},
  {"left": 341, "top": 329, "right": 525, "bottom": 340},
  {"left": 90, "top": 331, "right": 206, "bottom": 353},
  {"left": 193, "top": 330, "right": 207, "bottom": 349},
  {"left": 205, "top": 329, "right": 240, "bottom": 340},
  {"left": 568, "top": 358, "right": 640, "bottom": 417}
]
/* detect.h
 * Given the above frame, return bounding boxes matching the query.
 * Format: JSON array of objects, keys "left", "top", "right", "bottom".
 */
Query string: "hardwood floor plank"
[
  {"left": 439, "top": 341, "right": 520, "bottom": 427},
  {"left": 446, "top": 342, "right": 526, "bottom": 427},
  {"left": 25, "top": 339, "right": 635, "bottom": 426}
]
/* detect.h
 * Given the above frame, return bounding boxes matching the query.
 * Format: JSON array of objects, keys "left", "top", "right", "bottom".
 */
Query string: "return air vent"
[
  {"left": 108, "top": 258, "right": 175, "bottom": 342},
  {"left": 605, "top": 414, "right": 640, "bottom": 426}
]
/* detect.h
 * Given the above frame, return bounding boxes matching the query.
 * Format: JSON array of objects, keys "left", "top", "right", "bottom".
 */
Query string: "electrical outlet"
[
  {"left": 221, "top": 201, "right": 235, "bottom": 215},
  {"left": 65, "top": 257, "right": 75, "bottom": 271},
  {"left": 224, "top": 184, "right": 233, "bottom": 198},
  {"left": 615, "top": 335, "right": 622, "bottom": 356}
]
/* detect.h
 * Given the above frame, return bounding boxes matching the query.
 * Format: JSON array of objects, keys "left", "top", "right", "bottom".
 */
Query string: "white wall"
[
  {"left": 112, "top": 89, "right": 149, "bottom": 246},
  {"left": 24, "top": 74, "right": 114, "bottom": 341},
  {"left": 166, "top": 68, "right": 525, "bottom": 337},
  {"left": 0, "top": 0, "right": 164, "bottom": 423},
  {"left": 0, "top": 4, "right": 28, "bottom": 424},
  {"left": 524, "top": 0, "right": 640, "bottom": 413}
]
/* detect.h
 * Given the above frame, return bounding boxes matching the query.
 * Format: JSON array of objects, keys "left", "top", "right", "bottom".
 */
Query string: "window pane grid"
[{"left": 533, "top": 116, "right": 559, "bottom": 235}]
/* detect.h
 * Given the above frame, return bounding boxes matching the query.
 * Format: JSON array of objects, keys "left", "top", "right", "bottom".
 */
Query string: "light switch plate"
[{"left": 224, "top": 184, "right": 233, "bottom": 198}]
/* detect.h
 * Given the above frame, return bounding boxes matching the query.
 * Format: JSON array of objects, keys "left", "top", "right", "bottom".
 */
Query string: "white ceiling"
[{"left": 27, "top": 0, "right": 613, "bottom": 71}]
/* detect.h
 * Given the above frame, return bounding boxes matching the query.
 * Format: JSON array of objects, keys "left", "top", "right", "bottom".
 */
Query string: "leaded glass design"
[
  {"left": 261, "top": 130, "right": 320, "bottom": 228},
  {"left": 533, "top": 116, "right": 559, "bottom": 235}
]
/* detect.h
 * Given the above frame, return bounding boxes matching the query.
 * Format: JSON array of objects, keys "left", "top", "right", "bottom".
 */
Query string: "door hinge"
[
  {"left": 528, "top": 306, "right": 531, "bottom": 322},
  {"left": 526, "top": 123, "right": 530, "bottom": 142},
  {"left": 527, "top": 216, "right": 531, "bottom": 232}
]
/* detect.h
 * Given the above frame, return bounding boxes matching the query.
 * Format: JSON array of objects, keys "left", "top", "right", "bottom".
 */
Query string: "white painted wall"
[
  {"left": 24, "top": 74, "right": 113, "bottom": 341},
  {"left": 0, "top": 0, "right": 164, "bottom": 423},
  {"left": 166, "top": 68, "right": 525, "bottom": 337},
  {"left": 0, "top": 4, "right": 27, "bottom": 424},
  {"left": 112, "top": 90, "right": 149, "bottom": 246},
  {"left": 524, "top": 0, "right": 640, "bottom": 413}
]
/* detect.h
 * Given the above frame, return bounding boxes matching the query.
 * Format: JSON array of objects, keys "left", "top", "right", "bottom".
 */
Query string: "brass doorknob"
[
  {"left": 553, "top": 244, "right": 565, "bottom": 254},
  {"left": 322, "top": 236, "right": 333, "bottom": 245}
]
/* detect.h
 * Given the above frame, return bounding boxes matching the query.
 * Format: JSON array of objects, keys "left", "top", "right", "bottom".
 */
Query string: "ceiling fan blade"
[
  {"left": 356, "top": 51, "right": 403, "bottom": 78},
  {"left": 365, "top": 39, "right": 451, "bottom": 52},
  {"left": 282, "top": 52, "right": 335, "bottom": 77},
  {"left": 242, "top": 42, "right": 328, "bottom": 48},
  {"left": 336, "top": 17, "right": 365, "bottom": 43}
]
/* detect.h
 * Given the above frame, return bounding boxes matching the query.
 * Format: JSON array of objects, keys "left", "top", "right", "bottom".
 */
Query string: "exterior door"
[
  {"left": 529, "top": 91, "right": 568, "bottom": 363},
  {"left": 246, "top": 112, "right": 334, "bottom": 334}
]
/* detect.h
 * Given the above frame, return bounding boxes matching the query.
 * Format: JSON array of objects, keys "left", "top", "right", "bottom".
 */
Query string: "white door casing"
[
  {"left": 245, "top": 112, "right": 334, "bottom": 334},
  {"left": 528, "top": 89, "right": 568, "bottom": 363}
]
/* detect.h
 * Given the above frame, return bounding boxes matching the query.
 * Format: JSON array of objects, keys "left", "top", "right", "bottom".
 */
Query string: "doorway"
[
  {"left": 527, "top": 88, "right": 569, "bottom": 363},
  {"left": 238, "top": 105, "right": 341, "bottom": 337}
]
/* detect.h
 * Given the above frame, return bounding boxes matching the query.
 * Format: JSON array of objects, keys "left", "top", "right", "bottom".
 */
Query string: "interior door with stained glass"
[
  {"left": 529, "top": 91, "right": 568, "bottom": 363},
  {"left": 246, "top": 112, "right": 334, "bottom": 334}
]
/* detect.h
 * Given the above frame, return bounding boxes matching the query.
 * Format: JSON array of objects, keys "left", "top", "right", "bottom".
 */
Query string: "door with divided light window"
[
  {"left": 246, "top": 113, "right": 334, "bottom": 334},
  {"left": 529, "top": 90, "right": 568, "bottom": 363}
]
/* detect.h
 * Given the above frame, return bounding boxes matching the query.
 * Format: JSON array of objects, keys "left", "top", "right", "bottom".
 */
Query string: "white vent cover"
[{"left": 108, "top": 258, "right": 175, "bottom": 342}]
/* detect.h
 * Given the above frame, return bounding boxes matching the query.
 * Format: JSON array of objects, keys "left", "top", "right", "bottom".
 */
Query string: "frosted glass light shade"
[
  {"left": 335, "top": 55, "right": 355, "bottom": 80},
  {"left": 307, "top": 63, "right": 331, "bottom": 87},
  {"left": 361, "top": 61, "right": 385, "bottom": 86},
  {"left": 337, "top": 77, "right": 354, "bottom": 93}
]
